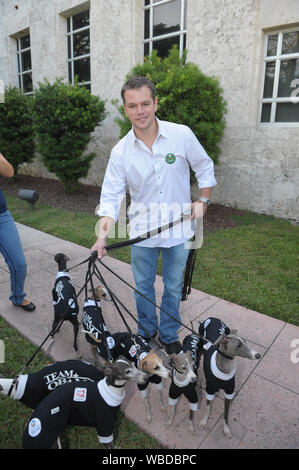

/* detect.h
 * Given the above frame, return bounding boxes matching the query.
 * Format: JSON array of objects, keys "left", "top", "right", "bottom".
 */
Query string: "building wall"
[
  {"left": 0, "top": 0, "right": 298, "bottom": 221},
  {"left": 187, "top": 0, "right": 299, "bottom": 221}
]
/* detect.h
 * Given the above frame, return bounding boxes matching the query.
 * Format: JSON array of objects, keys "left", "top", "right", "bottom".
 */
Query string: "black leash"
[
  {"left": 92, "top": 261, "right": 163, "bottom": 352},
  {"left": 104, "top": 213, "right": 192, "bottom": 253},
  {"left": 98, "top": 258, "right": 199, "bottom": 338},
  {"left": 15, "top": 214, "right": 226, "bottom": 380},
  {"left": 97, "top": 258, "right": 232, "bottom": 358}
]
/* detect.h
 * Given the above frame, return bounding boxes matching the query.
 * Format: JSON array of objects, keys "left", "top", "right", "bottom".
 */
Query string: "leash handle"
[{"left": 105, "top": 213, "right": 191, "bottom": 252}]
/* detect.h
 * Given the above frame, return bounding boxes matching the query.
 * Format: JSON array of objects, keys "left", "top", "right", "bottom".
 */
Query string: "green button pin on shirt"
[{"left": 165, "top": 153, "right": 176, "bottom": 164}]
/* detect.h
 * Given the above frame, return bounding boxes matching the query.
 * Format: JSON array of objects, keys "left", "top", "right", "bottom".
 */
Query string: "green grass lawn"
[{"left": 0, "top": 194, "right": 298, "bottom": 448}]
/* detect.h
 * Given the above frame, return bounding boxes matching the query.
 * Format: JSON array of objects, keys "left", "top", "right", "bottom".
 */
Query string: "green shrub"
[
  {"left": 0, "top": 87, "right": 35, "bottom": 173},
  {"left": 32, "top": 79, "right": 106, "bottom": 193},
  {"left": 115, "top": 46, "right": 227, "bottom": 167}
]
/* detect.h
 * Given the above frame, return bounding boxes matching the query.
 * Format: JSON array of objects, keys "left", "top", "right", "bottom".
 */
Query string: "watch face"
[{"left": 200, "top": 198, "right": 211, "bottom": 206}]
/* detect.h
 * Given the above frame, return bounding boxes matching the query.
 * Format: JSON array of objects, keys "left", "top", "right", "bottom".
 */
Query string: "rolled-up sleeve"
[
  {"left": 185, "top": 126, "right": 217, "bottom": 189},
  {"left": 97, "top": 151, "right": 127, "bottom": 222}
]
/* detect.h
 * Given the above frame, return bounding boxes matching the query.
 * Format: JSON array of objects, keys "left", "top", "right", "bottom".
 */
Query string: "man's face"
[{"left": 123, "top": 86, "right": 158, "bottom": 133}]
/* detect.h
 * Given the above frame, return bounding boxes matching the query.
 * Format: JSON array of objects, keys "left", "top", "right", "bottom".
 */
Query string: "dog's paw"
[
  {"left": 166, "top": 417, "right": 173, "bottom": 428},
  {"left": 188, "top": 422, "right": 196, "bottom": 434},
  {"left": 223, "top": 423, "right": 232, "bottom": 438},
  {"left": 198, "top": 418, "right": 207, "bottom": 430},
  {"left": 145, "top": 413, "right": 152, "bottom": 424}
]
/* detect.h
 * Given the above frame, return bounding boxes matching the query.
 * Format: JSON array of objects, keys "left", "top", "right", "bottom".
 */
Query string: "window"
[
  {"left": 67, "top": 9, "right": 91, "bottom": 89},
  {"left": 16, "top": 33, "right": 33, "bottom": 95},
  {"left": 260, "top": 29, "right": 299, "bottom": 124},
  {"left": 143, "top": 0, "right": 187, "bottom": 58}
]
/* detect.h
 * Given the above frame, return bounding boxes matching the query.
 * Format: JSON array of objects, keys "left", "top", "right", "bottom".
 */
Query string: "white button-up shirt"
[{"left": 98, "top": 118, "right": 217, "bottom": 247}]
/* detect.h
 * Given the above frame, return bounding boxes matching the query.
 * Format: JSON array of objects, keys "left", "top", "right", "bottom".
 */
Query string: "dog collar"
[
  {"left": 211, "top": 351, "right": 236, "bottom": 381},
  {"left": 98, "top": 378, "right": 125, "bottom": 406},
  {"left": 172, "top": 370, "right": 190, "bottom": 388}
]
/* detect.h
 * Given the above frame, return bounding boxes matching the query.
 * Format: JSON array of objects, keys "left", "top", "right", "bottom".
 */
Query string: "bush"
[
  {"left": 115, "top": 46, "right": 227, "bottom": 167},
  {"left": 0, "top": 87, "right": 35, "bottom": 174},
  {"left": 32, "top": 79, "right": 106, "bottom": 193}
]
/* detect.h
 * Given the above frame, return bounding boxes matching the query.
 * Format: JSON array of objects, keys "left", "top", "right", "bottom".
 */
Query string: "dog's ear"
[
  {"left": 221, "top": 337, "right": 229, "bottom": 350},
  {"left": 230, "top": 329, "right": 238, "bottom": 335},
  {"left": 97, "top": 356, "right": 114, "bottom": 375},
  {"left": 187, "top": 350, "right": 193, "bottom": 361}
]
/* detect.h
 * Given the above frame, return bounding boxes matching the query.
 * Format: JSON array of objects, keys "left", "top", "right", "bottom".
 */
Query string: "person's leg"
[
  {"left": 159, "top": 243, "right": 190, "bottom": 345},
  {"left": 131, "top": 245, "right": 160, "bottom": 338},
  {"left": 0, "top": 210, "right": 28, "bottom": 305}
]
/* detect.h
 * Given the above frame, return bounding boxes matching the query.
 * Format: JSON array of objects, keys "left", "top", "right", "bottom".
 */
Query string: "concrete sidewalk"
[{"left": 0, "top": 223, "right": 298, "bottom": 449}]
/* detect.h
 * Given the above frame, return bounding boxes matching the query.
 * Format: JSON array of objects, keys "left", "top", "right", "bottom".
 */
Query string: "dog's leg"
[
  {"left": 167, "top": 397, "right": 177, "bottom": 427},
  {"left": 188, "top": 402, "right": 198, "bottom": 434},
  {"left": 199, "top": 399, "right": 212, "bottom": 429},
  {"left": 50, "top": 437, "right": 62, "bottom": 449},
  {"left": 155, "top": 381, "right": 164, "bottom": 411},
  {"left": 139, "top": 388, "right": 152, "bottom": 423},
  {"left": 51, "top": 318, "right": 60, "bottom": 339},
  {"left": 223, "top": 398, "right": 232, "bottom": 438},
  {"left": 71, "top": 319, "right": 81, "bottom": 358},
  {"left": 91, "top": 345, "right": 99, "bottom": 367}
]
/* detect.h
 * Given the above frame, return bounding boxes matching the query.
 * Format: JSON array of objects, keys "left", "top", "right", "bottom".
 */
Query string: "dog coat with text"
[
  {"left": 82, "top": 299, "right": 112, "bottom": 347},
  {"left": 11, "top": 359, "right": 104, "bottom": 409},
  {"left": 22, "top": 377, "right": 122, "bottom": 449},
  {"left": 111, "top": 333, "right": 161, "bottom": 391},
  {"left": 52, "top": 272, "right": 79, "bottom": 320},
  {"left": 199, "top": 317, "right": 235, "bottom": 400},
  {"left": 168, "top": 334, "right": 201, "bottom": 406}
]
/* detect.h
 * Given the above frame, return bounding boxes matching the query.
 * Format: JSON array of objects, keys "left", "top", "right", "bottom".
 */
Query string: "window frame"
[
  {"left": 259, "top": 26, "right": 299, "bottom": 127},
  {"left": 143, "top": 0, "right": 187, "bottom": 58},
  {"left": 66, "top": 9, "right": 91, "bottom": 88},
  {"left": 16, "top": 33, "right": 33, "bottom": 95}
]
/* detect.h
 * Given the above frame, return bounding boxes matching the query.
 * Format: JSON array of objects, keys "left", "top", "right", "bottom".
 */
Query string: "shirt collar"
[{"left": 129, "top": 117, "right": 167, "bottom": 145}]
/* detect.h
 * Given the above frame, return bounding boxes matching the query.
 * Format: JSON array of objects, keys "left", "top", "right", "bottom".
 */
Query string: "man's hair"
[{"left": 121, "top": 76, "right": 156, "bottom": 104}]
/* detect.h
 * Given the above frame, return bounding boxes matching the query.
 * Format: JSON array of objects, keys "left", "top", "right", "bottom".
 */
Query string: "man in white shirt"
[{"left": 92, "top": 76, "right": 216, "bottom": 354}]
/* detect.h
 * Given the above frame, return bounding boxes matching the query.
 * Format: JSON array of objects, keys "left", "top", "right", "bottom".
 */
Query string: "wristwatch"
[{"left": 199, "top": 197, "right": 211, "bottom": 206}]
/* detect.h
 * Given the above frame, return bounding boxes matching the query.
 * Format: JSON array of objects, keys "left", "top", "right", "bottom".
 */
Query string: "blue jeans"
[
  {"left": 131, "top": 243, "right": 190, "bottom": 344},
  {"left": 0, "top": 210, "right": 27, "bottom": 305}
]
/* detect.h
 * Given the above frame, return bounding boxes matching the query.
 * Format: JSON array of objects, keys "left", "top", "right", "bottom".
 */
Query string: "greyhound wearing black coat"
[
  {"left": 51, "top": 253, "right": 80, "bottom": 354},
  {"left": 198, "top": 317, "right": 261, "bottom": 438},
  {"left": 22, "top": 356, "right": 148, "bottom": 449},
  {"left": 167, "top": 333, "right": 201, "bottom": 432}
]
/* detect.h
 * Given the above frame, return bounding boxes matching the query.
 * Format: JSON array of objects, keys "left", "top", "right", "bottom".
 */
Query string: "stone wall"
[{"left": 187, "top": 0, "right": 299, "bottom": 221}]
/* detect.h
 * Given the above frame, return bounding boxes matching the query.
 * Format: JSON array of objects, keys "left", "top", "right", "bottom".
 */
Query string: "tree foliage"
[
  {"left": 32, "top": 79, "right": 106, "bottom": 193},
  {"left": 0, "top": 87, "right": 35, "bottom": 174},
  {"left": 115, "top": 46, "right": 227, "bottom": 166}
]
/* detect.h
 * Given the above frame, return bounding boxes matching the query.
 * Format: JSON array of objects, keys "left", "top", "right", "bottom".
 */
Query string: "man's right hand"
[
  {"left": 91, "top": 238, "right": 107, "bottom": 260},
  {"left": 92, "top": 215, "right": 115, "bottom": 259}
]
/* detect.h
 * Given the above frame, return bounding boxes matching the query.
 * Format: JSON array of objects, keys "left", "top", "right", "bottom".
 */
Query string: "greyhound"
[
  {"left": 81, "top": 284, "right": 112, "bottom": 367},
  {"left": 51, "top": 253, "right": 80, "bottom": 355},
  {"left": 81, "top": 283, "right": 171, "bottom": 422},
  {"left": 167, "top": 334, "right": 201, "bottom": 432},
  {"left": 100, "top": 330, "right": 171, "bottom": 423},
  {"left": 198, "top": 317, "right": 261, "bottom": 438},
  {"left": 22, "top": 356, "right": 148, "bottom": 449}
]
